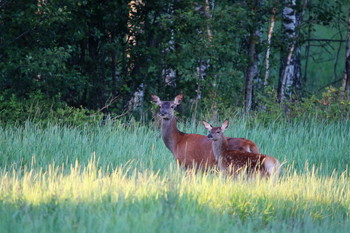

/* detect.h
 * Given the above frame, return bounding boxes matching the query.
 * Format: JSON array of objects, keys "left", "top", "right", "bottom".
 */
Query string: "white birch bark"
[
  {"left": 278, "top": 0, "right": 302, "bottom": 103},
  {"left": 264, "top": 8, "right": 276, "bottom": 87}
]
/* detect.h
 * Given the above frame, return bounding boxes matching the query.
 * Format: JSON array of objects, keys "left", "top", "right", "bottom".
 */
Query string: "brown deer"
[
  {"left": 203, "top": 120, "right": 280, "bottom": 177},
  {"left": 152, "top": 94, "right": 259, "bottom": 169}
]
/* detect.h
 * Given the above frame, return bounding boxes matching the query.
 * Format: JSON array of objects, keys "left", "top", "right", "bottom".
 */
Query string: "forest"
[{"left": 1, "top": 0, "right": 350, "bottom": 124}]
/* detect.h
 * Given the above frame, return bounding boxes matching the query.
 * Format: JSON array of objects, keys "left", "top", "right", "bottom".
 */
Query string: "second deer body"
[{"left": 203, "top": 120, "right": 280, "bottom": 177}]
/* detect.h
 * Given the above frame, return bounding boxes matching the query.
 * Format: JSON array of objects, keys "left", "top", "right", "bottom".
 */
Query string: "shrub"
[
  {"left": 255, "top": 86, "right": 350, "bottom": 123},
  {"left": 0, "top": 91, "right": 103, "bottom": 126}
]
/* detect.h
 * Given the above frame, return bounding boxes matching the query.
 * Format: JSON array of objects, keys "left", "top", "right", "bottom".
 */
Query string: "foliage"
[
  {"left": 252, "top": 86, "right": 350, "bottom": 123},
  {"left": 0, "top": 0, "right": 349, "bottom": 124},
  {"left": 0, "top": 91, "right": 103, "bottom": 126}
]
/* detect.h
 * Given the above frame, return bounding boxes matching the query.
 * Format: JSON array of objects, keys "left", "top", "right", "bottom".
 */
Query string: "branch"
[
  {"left": 317, "top": 78, "right": 342, "bottom": 92},
  {"left": 98, "top": 95, "right": 134, "bottom": 120},
  {"left": 98, "top": 95, "right": 120, "bottom": 112},
  {"left": 0, "top": 12, "right": 54, "bottom": 50},
  {"left": 112, "top": 107, "right": 132, "bottom": 120},
  {"left": 0, "top": 27, "right": 36, "bottom": 49},
  {"left": 306, "top": 39, "right": 346, "bottom": 43}
]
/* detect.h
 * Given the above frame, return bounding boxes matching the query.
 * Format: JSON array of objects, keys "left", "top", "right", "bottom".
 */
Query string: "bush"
[
  {"left": 1, "top": 86, "right": 349, "bottom": 127},
  {"left": 254, "top": 86, "right": 350, "bottom": 123},
  {"left": 0, "top": 91, "right": 103, "bottom": 126}
]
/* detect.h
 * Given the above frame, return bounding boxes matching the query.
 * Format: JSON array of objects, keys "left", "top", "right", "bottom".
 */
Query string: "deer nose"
[
  {"left": 160, "top": 111, "right": 167, "bottom": 116},
  {"left": 207, "top": 133, "right": 213, "bottom": 139}
]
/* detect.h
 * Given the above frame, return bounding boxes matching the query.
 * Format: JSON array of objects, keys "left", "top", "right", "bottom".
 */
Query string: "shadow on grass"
[{"left": 0, "top": 190, "right": 348, "bottom": 233}]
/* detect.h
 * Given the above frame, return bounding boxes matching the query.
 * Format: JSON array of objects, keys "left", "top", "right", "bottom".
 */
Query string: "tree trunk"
[
  {"left": 343, "top": 7, "right": 350, "bottom": 99},
  {"left": 111, "top": 32, "right": 119, "bottom": 97},
  {"left": 244, "top": 0, "right": 262, "bottom": 114},
  {"left": 244, "top": 32, "right": 259, "bottom": 114},
  {"left": 264, "top": 7, "right": 276, "bottom": 88},
  {"left": 193, "top": 0, "right": 214, "bottom": 122},
  {"left": 278, "top": 0, "right": 302, "bottom": 104},
  {"left": 162, "top": 1, "right": 177, "bottom": 87},
  {"left": 195, "top": 0, "right": 213, "bottom": 82}
]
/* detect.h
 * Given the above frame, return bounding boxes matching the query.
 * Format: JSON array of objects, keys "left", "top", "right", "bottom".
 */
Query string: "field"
[{"left": 0, "top": 119, "right": 349, "bottom": 233}]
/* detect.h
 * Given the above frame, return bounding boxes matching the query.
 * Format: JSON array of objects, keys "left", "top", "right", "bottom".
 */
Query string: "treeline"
[{"left": 1, "top": 0, "right": 350, "bottom": 124}]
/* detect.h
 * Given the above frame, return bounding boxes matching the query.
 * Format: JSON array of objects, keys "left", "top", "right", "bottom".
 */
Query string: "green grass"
[{"left": 0, "top": 119, "right": 349, "bottom": 233}]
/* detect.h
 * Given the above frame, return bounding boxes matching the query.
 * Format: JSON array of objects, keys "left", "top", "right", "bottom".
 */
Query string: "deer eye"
[
  {"left": 170, "top": 105, "right": 175, "bottom": 109},
  {"left": 216, "top": 131, "right": 221, "bottom": 134}
]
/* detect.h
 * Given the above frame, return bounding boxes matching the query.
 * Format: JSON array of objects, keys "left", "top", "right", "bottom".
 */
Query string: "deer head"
[
  {"left": 203, "top": 120, "right": 229, "bottom": 141},
  {"left": 151, "top": 94, "right": 183, "bottom": 120}
]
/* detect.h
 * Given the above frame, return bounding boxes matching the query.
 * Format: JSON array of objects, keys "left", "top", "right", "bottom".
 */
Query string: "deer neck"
[
  {"left": 212, "top": 135, "right": 228, "bottom": 162},
  {"left": 161, "top": 115, "right": 182, "bottom": 153}
]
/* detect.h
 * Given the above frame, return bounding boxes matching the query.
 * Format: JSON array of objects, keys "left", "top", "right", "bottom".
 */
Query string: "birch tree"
[
  {"left": 278, "top": 0, "right": 302, "bottom": 104},
  {"left": 264, "top": 7, "right": 276, "bottom": 87}
]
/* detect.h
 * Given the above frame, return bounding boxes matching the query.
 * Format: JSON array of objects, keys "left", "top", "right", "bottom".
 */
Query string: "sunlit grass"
[
  {"left": 0, "top": 119, "right": 349, "bottom": 232},
  {"left": 0, "top": 159, "right": 349, "bottom": 233}
]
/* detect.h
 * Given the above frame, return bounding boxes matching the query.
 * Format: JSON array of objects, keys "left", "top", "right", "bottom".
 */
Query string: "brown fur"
[
  {"left": 152, "top": 94, "right": 259, "bottom": 169},
  {"left": 203, "top": 120, "right": 280, "bottom": 177}
]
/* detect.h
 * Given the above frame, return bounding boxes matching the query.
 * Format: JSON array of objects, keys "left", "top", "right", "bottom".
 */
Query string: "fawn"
[{"left": 203, "top": 120, "right": 280, "bottom": 177}]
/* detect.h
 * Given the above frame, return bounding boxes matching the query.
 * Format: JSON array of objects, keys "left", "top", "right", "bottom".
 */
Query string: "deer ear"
[
  {"left": 202, "top": 120, "right": 212, "bottom": 131},
  {"left": 151, "top": 94, "right": 162, "bottom": 105},
  {"left": 221, "top": 120, "right": 229, "bottom": 132},
  {"left": 174, "top": 93, "right": 183, "bottom": 105}
]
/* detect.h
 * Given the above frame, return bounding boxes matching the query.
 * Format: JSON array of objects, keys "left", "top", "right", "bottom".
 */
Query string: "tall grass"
[
  {"left": 0, "top": 121, "right": 170, "bottom": 171},
  {"left": 0, "top": 119, "right": 349, "bottom": 232}
]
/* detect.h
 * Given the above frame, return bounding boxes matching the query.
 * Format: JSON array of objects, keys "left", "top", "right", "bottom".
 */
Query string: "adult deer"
[
  {"left": 203, "top": 120, "right": 280, "bottom": 177},
  {"left": 152, "top": 94, "right": 259, "bottom": 169}
]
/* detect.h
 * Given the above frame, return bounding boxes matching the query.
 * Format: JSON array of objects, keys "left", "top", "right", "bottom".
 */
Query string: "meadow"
[{"left": 0, "top": 119, "right": 349, "bottom": 233}]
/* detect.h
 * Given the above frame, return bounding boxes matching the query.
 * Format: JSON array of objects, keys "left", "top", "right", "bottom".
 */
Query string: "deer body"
[
  {"left": 160, "top": 114, "right": 216, "bottom": 167},
  {"left": 152, "top": 94, "right": 259, "bottom": 169},
  {"left": 203, "top": 120, "right": 280, "bottom": 177}
]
